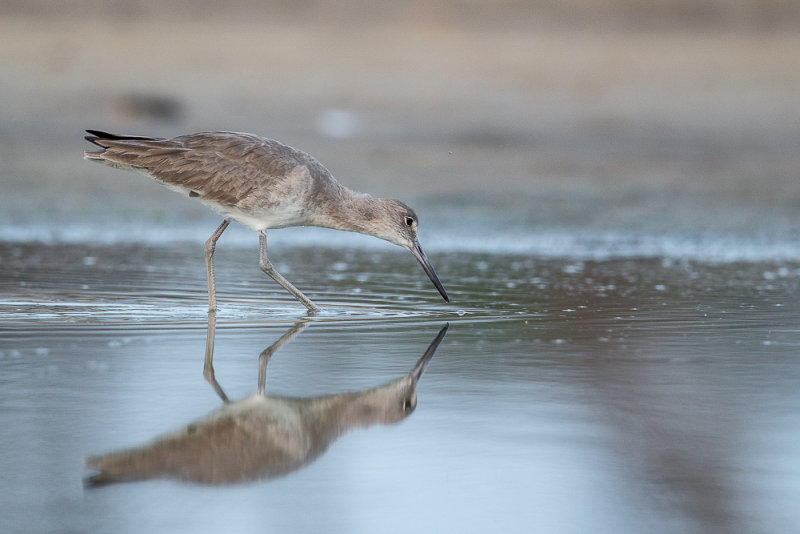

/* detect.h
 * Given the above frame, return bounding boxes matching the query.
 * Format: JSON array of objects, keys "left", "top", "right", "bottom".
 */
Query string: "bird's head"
[
  {"left": 370, "top": 199, "right": 449, "bottom": 302},
  {"left": 353, "top": 324, "right": 448, "bottom": 425}
]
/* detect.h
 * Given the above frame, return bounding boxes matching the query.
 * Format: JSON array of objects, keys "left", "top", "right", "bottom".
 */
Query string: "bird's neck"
[
  {"left": 312, "top": 187, "right": 386, "bottom": 237},
  {"left": 303, "top": 386, "right": 397, "bottom": 442}
]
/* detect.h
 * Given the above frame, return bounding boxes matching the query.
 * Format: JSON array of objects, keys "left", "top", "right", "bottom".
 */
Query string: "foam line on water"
[{"left": 2, "top": 222, "right": 800, "bottom": 263}]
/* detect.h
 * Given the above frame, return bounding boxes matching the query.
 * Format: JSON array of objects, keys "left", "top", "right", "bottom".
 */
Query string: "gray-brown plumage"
[
  {"left": 84, "top": 324, "right": 448, "bottom": 486},
  {"left": 84, "top": 130, "right": 448, "bottom": 311}
]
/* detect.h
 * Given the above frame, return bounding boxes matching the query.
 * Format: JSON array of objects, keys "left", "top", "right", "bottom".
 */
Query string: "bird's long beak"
[
  {"left": 409, "top": 324, "right": 449, "bottom": 385},
  {"left": 410, "top": 240, "right": 449, "bottom": 302}
]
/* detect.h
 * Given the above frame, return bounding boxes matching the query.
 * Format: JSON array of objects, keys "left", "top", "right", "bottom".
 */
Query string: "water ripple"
[{"left": 0, "top": 293, "right": 532, "bottom": 331}]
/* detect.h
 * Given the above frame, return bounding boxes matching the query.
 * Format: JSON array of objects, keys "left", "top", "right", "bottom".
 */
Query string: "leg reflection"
[
  {"left": 202, "top": 311, "right": 229, "bottom": 403},
  {"left": 202, "top": 311, "right": 311, "bottom": 401},
  {"left": 258, "top": 320, "right": 310, "bottom": 396}
]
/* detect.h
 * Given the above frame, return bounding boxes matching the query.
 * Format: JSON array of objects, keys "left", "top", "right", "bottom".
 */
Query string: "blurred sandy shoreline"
[
  {"left": 4, "top": 0, "right": 800, "bottom": 29},
  {"left": 1, "top": 2, "right": 799, "bottom": 252}
]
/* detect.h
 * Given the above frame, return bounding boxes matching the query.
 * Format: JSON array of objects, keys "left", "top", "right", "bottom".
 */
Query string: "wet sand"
[{"left": 2, "top": 2, "right": 800, "bottom": 533}]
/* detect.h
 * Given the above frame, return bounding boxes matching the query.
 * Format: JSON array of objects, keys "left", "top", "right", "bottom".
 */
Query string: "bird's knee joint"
[
  {"left": 259, "top": 258, "right": 274, "bottom": 273},
  {"left": 202, "top": 365, "right": 216, "bottom": 382}
]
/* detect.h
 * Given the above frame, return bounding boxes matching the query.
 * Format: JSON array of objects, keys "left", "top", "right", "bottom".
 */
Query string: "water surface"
[{"left": 2, "top": 242, "right": 799, "bottom": 533}]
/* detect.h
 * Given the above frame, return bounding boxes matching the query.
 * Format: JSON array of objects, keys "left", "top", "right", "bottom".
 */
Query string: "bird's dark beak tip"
[{"left": 410, "top": 241, "right": 449, "bottom": 304}]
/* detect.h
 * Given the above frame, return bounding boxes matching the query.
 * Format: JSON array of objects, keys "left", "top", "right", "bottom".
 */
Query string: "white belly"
[{"left": 198, "top": 197, "right": 308, "bottom": 231}]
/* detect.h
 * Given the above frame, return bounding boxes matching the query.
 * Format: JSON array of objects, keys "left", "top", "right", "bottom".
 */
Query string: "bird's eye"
[{"left": 405, "top": 216, "right": 414, "bottom": 227}]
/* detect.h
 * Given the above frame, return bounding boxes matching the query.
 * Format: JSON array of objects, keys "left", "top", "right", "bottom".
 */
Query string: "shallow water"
[{"left": 2, "top": 242, "right": 799, "bottom": 533}]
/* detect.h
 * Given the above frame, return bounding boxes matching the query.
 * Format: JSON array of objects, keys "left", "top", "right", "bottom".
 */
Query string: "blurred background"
[{"left": 2, "top": 0, "right": 799, "bottom": 255}]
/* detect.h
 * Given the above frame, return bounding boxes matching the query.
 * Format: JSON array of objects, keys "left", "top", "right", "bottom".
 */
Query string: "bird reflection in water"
[{"left": 85, "top": 315, "right": 448, "bottom": 486}]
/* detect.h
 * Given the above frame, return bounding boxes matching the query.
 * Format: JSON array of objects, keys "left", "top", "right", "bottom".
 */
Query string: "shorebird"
[
  {"left": 84, "top": 323, "right": 448, "bottom": 486},
  {"left": 83, "top": 130, "right": 449, "bottom": 311}
]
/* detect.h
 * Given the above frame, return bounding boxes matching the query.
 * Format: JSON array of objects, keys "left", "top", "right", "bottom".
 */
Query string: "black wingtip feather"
[
  {"left": 85, "top": 130, "right": 118, "bottom": 148},
  {"left": 86, "top": 129, "right": 112, "bottom": 138},
  {"left": 85, "top": 129, "right": 161, "bottom": 143},
  {"left": 86, "top": 129, "right": 143, "bottom": 139}
]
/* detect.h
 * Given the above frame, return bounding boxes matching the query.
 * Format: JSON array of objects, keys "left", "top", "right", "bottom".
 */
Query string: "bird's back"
[
  {"left": 85, "top": 130, "right": 345, "bottom": 229},
  {"left": 85, "top": 395, "right": 312, "bottom": 485}
]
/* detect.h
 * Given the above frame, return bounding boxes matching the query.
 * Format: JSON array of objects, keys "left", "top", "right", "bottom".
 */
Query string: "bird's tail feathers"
[
  {"left": 83, "top": 455, "right": 143, "bottom": 488},
  {"left": 84, "top": 129, "right": 162, "bottom": 148}
]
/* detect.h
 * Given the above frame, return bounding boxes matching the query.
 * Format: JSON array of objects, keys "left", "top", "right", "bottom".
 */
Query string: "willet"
[
  {"left": 84, "top": 130, "right": 449, "bottom": 311},
  {"left": 84, "top": 323, "right": 448, "bottom": 486}
]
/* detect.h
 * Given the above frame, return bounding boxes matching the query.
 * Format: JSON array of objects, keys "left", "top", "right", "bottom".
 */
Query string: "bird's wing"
[
  {"left": 85, "top": 410, "right": 311, "bottom": 485},
  {"left": 85, "top": 131, "right": 321, "bottom": 207}
]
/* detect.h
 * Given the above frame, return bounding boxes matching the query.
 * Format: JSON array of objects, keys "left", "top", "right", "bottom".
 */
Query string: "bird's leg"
[
  {"left": 202, "top": 310, "right": 229, "bottom": 403},
  {"left": 259, "top": 230, "right": 320, "bottom": 312},
  {"left": 257, "top": 319, "right": 311, "bottom": 396},
  {"left": 204, "top": 220, "right": 230, "bottom": 312}
]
